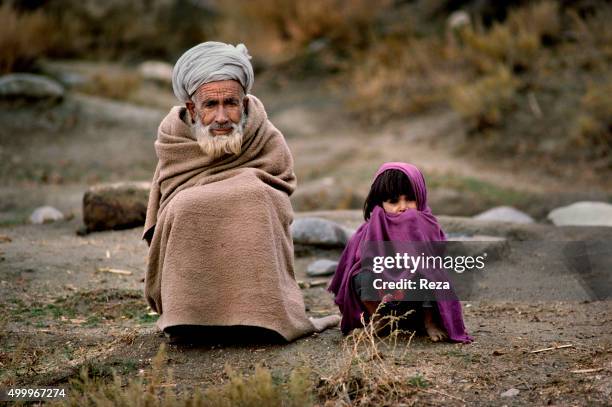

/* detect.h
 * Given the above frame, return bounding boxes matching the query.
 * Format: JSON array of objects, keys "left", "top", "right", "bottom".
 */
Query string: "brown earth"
[{"left": 0, "top": 213, "right": 610, "bottom": 405}]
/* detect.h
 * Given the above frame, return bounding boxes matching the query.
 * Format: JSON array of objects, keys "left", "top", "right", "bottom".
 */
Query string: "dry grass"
[
  {"left": 573, "top": 79, "right": 612, "bottom": 167},
  {"left": 57, "top": 344, "right": 315, "bottom": 406},
  {"left": 0, "top": 1, "right": 608, "bottom": 166},
  {"left": 316, "top": 307, "right": 439, "bottom": 405},
  {"left": 51, "top": 307, "right": 435, "bottom": 406},
  {"left": 345, "top": 1, "right": 611, "bottom": 166},
  {"left": 79, "top": 69, "right": 143, "bottom": 101},
  {"left": 347, "top": 37, "right": 459, "bottom": 124},
  {"left": 460, "top": 1, "right": 560, "bottom": 73},
  {"left": 450, "top": 66, "right": 519, "bottom": 131},
  {"left": 217, "top": 0, "right": 389, "bottom": 68},
  {"left": 0, "top": 3, "right": 53, "bottom": 74}
]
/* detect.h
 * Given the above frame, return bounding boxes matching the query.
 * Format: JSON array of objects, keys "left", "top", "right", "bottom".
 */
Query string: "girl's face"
[{"left": 382, "top": 195, "right": 417, "bottom": 214}]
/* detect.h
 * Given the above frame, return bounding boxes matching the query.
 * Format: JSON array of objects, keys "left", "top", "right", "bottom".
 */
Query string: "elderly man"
[{"left": 142, "top": 42, "right": 339, "bottom": 342}]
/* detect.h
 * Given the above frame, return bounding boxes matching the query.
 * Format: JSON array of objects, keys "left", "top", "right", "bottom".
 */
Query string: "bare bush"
[{"left": 0, "top": 3, "right": 52, "bottom": 74}]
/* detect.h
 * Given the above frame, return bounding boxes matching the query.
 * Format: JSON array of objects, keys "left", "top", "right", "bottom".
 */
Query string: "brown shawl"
[{"left": 143, "top": 95, "right": 317, "bottom": 341}]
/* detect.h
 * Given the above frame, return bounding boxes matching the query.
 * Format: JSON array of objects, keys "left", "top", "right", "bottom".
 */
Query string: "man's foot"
[
  {"left": 423, "top": 309, "right": 448, "bottom": 342},
  {"left": 310, "top": 315, "right": 341, "bottom": 332}
]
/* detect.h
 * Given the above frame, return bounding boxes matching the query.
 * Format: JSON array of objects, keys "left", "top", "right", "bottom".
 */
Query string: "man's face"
[{"left": 187, "top": 80, "right": 246, "bottom": 136}]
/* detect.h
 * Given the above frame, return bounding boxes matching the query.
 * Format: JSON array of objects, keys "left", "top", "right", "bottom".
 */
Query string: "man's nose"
[
  {"left": 215, "top": 106, "right": 229, "bottom": 124},
  {"left": 398, "top": 201, "right": 407, "bottom": 212}
]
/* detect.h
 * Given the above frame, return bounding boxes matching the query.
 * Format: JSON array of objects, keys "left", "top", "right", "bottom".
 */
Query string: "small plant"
[{"left": 408, "top": 373, "right": 430, "bottom": 388}]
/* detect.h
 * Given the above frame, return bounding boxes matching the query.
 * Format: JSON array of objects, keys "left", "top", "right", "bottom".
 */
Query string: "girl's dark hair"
[{"left": 363, "top": 169, "right": 416, "bottom": 220}]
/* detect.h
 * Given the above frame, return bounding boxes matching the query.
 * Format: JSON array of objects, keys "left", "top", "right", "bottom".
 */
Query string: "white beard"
[{"left": 191, "top": 112, "right": 247, "bottom": 159}]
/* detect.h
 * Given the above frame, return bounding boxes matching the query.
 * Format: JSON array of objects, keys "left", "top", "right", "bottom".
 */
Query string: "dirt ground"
[
  {"left": 0, "top": 213, "right": 610, "bottom": 405},
  {"left": 0, "top": 70, "right": 611, "bottom": 405}
]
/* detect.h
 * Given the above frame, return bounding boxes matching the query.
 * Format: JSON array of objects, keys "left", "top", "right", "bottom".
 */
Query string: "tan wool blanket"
[{"left": 143, "top": 95, "right": 317, "bottom": 341}]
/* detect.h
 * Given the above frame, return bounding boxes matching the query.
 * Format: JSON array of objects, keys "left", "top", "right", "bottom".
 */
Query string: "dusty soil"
[
  {"left": 0, "top": 67, "right": 611, "bottom": 405},
  {"left": 1, "top": 212, "right": 611, "bottom": 405}
]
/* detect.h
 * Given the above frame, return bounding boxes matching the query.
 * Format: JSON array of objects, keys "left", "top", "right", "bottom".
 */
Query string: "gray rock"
[
  {"left": 0, "top": 73, "right": 64, "bottom": 104},
  {"left": 83, "top": 181, "right": 150, "bottom": 232},
  {"left": 341, "top": 226, "right": 357, "bottom": 240},
  {"left": 139, "top": 61, "right": 173, "bottom": 84},
  {"left": 56, "top": 72, "right": 87, "bottom": 88},
  {"left": 547, "top": 201, "right": 612, "bottom": 227},
  {"left": 446, "top": 234, "right": 508, "bottom": 259},
  {"left": 30, "top": 206, "right": 64, "bottom": 224},
  {"left": 306, "top": 259, "right": 339, "bottom": 277},
  {"left": 474, "top": 206, "right": 534, "bottom": 224},
  {"left": 291, "top": 217, "right": 348, "bottom": 248},
  {"left": 500, "top": 388, "right": 520, "bottom": 397}
]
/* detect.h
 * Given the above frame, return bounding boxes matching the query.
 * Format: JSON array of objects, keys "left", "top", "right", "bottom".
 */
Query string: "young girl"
[{"left": 328, "top": 162, "right": 472, "bottom": 343}]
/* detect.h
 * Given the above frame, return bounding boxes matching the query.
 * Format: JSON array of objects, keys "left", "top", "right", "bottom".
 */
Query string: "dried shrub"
[
  {"left": 79, "top": 69, "right": 142, "bottom": 101},
  {"left": 573, "top": 80, "right": 612, "bottom": 167},
  {"left": 317, "top": 308, "right": 427, "bottom": 405},
  {"left": 0, "top": 3, "right": 52, "bottom": 74},
  {"left": 459, "top": 1, "right": 560, "bottom": 73},
  {"left": 347, "top": 37, "right": 460, "bottom": 124},
  {"left": 60, "top": 344, "right": 314, "bottom": 406},
  {"left": 565, "top": 4, "right": 612, "bottom": 71},
  {"left": 450, "top": 66, "right": 519, "bottom": 131},
  {"left": 204, "top": 365, "right": 313, "bottom": 407},
  {"left": 218, "top": 0, "right": 390, "bottom": 66}
]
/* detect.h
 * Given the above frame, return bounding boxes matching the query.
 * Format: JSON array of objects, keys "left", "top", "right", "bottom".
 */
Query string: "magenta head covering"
[{"left": 373, "top": 162, "right": 429, "bottom": 211}]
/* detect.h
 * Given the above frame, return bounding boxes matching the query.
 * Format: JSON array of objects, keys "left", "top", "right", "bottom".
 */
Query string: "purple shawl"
[{"left": 328, "top": 162, "right": 472, "bottom": 343}]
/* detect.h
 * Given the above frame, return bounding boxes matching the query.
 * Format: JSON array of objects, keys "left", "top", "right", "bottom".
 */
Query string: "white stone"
[
  {"left": 139, "top": 61, "right": 173, "bottom": 84},
  {"left": 500, "top": 388, "right": 520, "bottom": 397},
  {"left": 306, "top": 259, "right": 339, "bottom": 277},
  {"left": 0, "top": 73, "right": 64, "bottom": 102},
  {"left": 548, "top": 201, "right": 612, "bottom": 227},
  {"left": 448, "top": 10, "right": 471, "bottom": 30},
  {"left": 474, "top": 206, "right": 534, "bottom": 224},
  {"left": 30, "top": 206, "right": 64, "bottom": 224}
]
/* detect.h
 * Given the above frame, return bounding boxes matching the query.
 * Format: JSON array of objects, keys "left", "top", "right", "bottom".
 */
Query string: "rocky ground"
[{"left": 0, "top": 66, "right": 611, "bottom": 405}]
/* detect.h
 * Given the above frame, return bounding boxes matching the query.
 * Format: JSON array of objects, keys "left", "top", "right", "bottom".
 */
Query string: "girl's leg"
[{"left": 423, "top": 304, "right": 448, "bottom": 342}]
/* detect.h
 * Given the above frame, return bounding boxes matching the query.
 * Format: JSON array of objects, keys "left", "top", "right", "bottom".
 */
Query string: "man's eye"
[{"left": 387, "top": 199, "right": 398, "bottom": 204}]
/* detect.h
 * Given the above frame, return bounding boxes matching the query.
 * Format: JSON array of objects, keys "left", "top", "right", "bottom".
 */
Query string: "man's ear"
[
  {"left": 186, "top": 101, "right": 196, "bottom": 123},
  {"left": 242, "top": 96, "right": 249, "bottom": 115}
]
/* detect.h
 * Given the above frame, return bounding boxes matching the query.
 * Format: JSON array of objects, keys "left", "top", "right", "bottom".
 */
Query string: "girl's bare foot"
[
  {"left": 310, "top": 315, "right": 341, "bottom": 332},
  {"left": 424, "top": 308, "right": 448, "bottom": 342}
]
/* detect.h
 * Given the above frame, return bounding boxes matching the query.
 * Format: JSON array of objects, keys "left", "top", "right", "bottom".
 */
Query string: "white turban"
[{"left": 172, "top": 41, "right": 254, "bottom": 103}]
